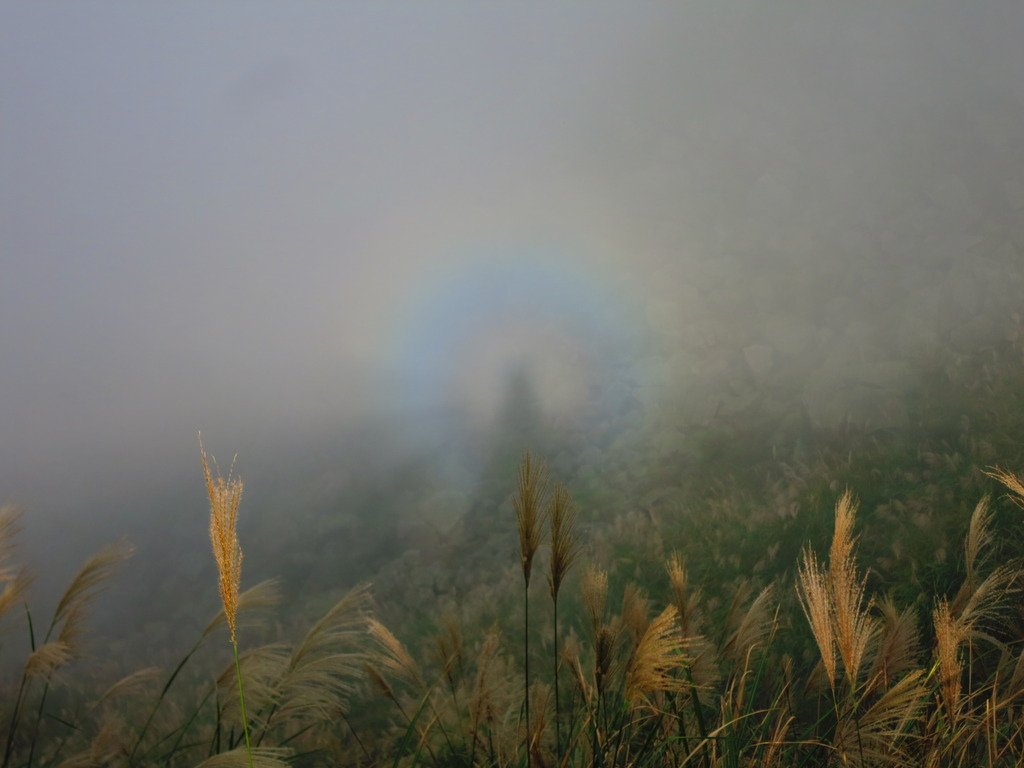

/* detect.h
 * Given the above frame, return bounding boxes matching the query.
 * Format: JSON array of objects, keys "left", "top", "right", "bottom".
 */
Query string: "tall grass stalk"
[
  {"left": 548, "top": 483, "right": 579, "bottom": 762},
  {"left": 513, "top": 451, "right": 548, "bottom": 766},
  {"left": 200, "top": 435, "right": 254, "bottom": 768}
]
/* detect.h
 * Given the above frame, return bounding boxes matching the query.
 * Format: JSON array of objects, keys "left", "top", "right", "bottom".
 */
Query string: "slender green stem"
[
  {"left": 524, "top": 581, "right": 532, "bottom": 767},
  {"left": 232, "top": 639, "right": 255, "bottom": 768},
  {"left": 553, "top": 593, "right": 562, "bottom": 764}
]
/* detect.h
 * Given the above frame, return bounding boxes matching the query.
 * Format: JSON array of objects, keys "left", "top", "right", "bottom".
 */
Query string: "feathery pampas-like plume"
[
  {"left": 512, "top": 451, "right": 548, "bottom": 766},
  {"left": 547, "top": 484, "right": 579, "bottom": 601},
  {"left": 199, "top": 434, "right": 254, "bottom": 768},
  {"left": 624, "top": 604, "right": 684, "bottom": 704},
  {"left": 797, "top": 490, "right": 876, "bottom": 690},
  {"left": 200, "top": 433, "right": 244, "bottom": 644},
  {"left": 514, "top": 451, "right": 548, "bottom": 587},
  {"left": 0, "top": 506, "right": 31, "bottom": 622}
]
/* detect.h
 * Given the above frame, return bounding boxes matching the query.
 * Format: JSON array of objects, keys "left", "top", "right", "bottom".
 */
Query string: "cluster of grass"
[
  {"left": 349, "top": 456, "right": 1024, "bottom": 768},
  {"left": 2, "top": 441, "right": 1023, "bottom": 766}
]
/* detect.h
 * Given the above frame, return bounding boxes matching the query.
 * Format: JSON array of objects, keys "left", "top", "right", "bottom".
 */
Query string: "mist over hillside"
[{"left": 3, "top": 0, "right": 1024, "bottom": 698}]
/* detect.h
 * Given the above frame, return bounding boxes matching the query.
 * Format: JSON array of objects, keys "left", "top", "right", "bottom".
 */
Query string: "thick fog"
[{"left": 2, "top": 2, "right": 1024, "bottom": 654}]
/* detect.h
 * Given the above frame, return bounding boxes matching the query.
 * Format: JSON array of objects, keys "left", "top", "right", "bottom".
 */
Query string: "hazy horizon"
[{"left": 3, "top": 2, "right": 1024, "bottom": 639}]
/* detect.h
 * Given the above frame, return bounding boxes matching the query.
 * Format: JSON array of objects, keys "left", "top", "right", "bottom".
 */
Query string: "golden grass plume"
[
  {"left": 513, "top": 451, "right": 548, "bottom": 586},
  {"left": 547, "top": 484, "right": 579, "bottom": 601},
  {"left": 200, "top": 434, "right": 244, "bottom": 643},
  {"left": 797, "top": 491, "right": 877, "bottom": 690},
  {"left": 368, "top": 617, "right": 423, "bottom": 691},
  {"left": 624, "top": 604, "right": 684, "bottom": 704}
]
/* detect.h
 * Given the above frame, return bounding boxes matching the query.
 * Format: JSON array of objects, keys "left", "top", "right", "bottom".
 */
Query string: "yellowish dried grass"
[
  {"left": 828, "top": 492, "right": 877, "bottom": 687},
  {"left": 95, "top": 666, "right": 162, "bottom": 708},
  {"left": 797, "top": 548, "right": 837, "bottom": 688},
  {"left": 273, "top": 584, "right": 372, "bottom": 718},
  {"left": 368, "top": 617, "right": 423, "bottom": 691},
  {"left": 0, "top": 505, "right": 22, "bottom": 582},
  {"left": 724, "top": 583, "right": 776, "bottom": 664},
  {"left": 200, "top": 435, "right": 244, "bottom": 643},
  {"left": 53, "top": 540, "right": 134, "bottom": 636},
  {"left": 547, "top": 484, "right": 579, "bottom": 601},
  {"left": 834, "top": 669, "right": 927, "bottom": 767},
  {"left": 513, "top": 451, "right": 548, "bottom": 586},
  {"left": 797, "top": 491, "right": 877, "bottom": 690},
  {"left": 933, "top": 599, "right": 963, "bottom": 719},
  {"left": 25, "top": 641, "right": 73, "bottom": 679},
  {"left": 581, "top": 564, "right": 608, "bottom": 636},
  {"left": 620, "top": 583, "right": 650, "bottom": 641},
  {"left": 868, "top": 596, "right": 920, "bottom": 693},
  {"left": 986, "top": 466, "right": 1024, "bottom": 507},
  {"left": 624, "top": 604, "right": 684, "bottom": 704}
]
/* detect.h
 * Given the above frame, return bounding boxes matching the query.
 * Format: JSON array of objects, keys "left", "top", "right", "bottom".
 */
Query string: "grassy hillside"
[{"left": 1, "top": 321, "right": 1023, "bottom": 766}]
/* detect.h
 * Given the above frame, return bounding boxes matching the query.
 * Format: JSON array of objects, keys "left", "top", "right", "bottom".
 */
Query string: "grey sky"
[{"left": 2, "top": 1, "right": 1023, "bottom": 519}]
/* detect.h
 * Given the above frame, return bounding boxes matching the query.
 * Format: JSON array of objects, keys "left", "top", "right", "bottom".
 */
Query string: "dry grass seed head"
[
  {"left": 581, "top": 564, "right": 608, "bottom": 636},
  {"left": 796, "top": 547, "right": 837, "bottom": 688},
  {"left": 684, "top": 634, "right": 722, "bottom": 691},
  {"left": 826, "top": 492, "right": 877, "bottom": 687},
  {"left": 868, "top": 596, "right": 920, "bottom": 693},
  {"left": 435, "top": 614, "right": 464, "bottom": 686},
  {"left": 96, "top": 666, "right": 163, "bottom": 709},
  {"left": 986, "top": 466, "right": 1024, "bottom": 508},
  {"left": 724, "top": 584, "right": 777, "bottom": 664},
  {"left": 470, "top": 636, "right": 518, "bottom": 758},
  {"left": 933, "top": 599, "right": 963, "bottom": 718},
  {"left": 760, "top": 711, "right": 795, "bottom": 768},
  {"left": 593, "top": 624, "right": 619, "bottom": 697},
  {"left": 625, "top": 605, "right": 684, "bottom": 704},
  {"left": 526, "top": 682, "right": 551, "bottom": 755},
  {"left": 469, "top": 629, "right": 504, "bottom": 727},
  {"left": 368, "top": 618, "right": 423, "bottom": 691},
  {"left": 834, "top": 669, "right": 928, "bottom": 768},
  {"left": 547, "top": 484, "right": 579, "bottom": 600},
  {"left": 963, "top": 495, "right": 993, "bottom": 587},
  {"left": 200, "top": 435, "right": 244, "bottom": 643},
  {"left": 26, "top": 640, "right": 73, "bottom": 679},
  {"left": 0, "top": 505, "right": 22, "bottom": 581},
  {"left": 0, "top": 569, "right": 32, "bottom": 624},
  {"left": 53, "top": 539, "right": 134, "bottom": 634},
  {"left": 0, "top": 507, "right": 32, "bottom": 643},
  {"left": 667, "top": 552, "right": 704, "bottom": 636},
  {"left": 620, "top": 582, "right": 650, "bottom": 641},
  {"left": 561, "top": 631, "right": 591, "bottom": 701},
  {"left": 276, "top": 583, "right": 372, "bottom": 718},
  {"left": 829, "top": 489, "right": 858, "bottom": 576},
  {"left": 513, "top": 451, "right": 548, "bottom": 585},
  {"left": 953, "top": 565, "right": 1017, "bottom": 651}
]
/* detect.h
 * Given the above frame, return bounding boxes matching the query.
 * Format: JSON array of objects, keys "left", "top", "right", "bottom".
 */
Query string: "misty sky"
[{"left": 3, "top": 1, "right": 1024, "bottom": 524}]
